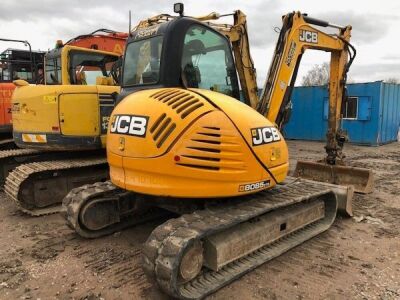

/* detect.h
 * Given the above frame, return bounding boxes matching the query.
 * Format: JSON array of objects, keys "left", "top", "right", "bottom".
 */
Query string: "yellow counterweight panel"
[
  {"left": 107, "top": 88, "right": 216, "bottom": 159},
  {"left": 12, "top": 85, "right": 60, "bottom": 133},
  {"left": 107, "top": 88, "right": 289, "bottom": 198},
  {"left": 191, "top": 89, "right": 289, "bottom": 174},
  {"left": 110, "top": 110, "right": 277, "bottom": 197}
]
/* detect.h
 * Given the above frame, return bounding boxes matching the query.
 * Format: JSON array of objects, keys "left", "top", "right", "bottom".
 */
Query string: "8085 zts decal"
[
  {"left": 251, "top": 126, "right": 281, "bottom": 146},
  {"left": 110, "top": 114, "right": 149, "bottom": 137},
  {"left": 239, "top": 180, "right": 270, "bottom": 192}
]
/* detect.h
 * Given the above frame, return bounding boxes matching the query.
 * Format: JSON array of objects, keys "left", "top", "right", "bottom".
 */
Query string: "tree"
[
  {"left": 385, "top": 77, "right": 399, "bottom": 84},
  {"left": 301, "top": 62, "right": 330, "bottom": 86}
]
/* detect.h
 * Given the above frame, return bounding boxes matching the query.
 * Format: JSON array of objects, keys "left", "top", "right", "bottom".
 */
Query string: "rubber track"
[
  {"left": 5, "top": 158, "right": 107, "bottom": 216},
  {"left": 62, "top": 181, "right": 168, "bottom": 239},
  {"left": 0, "top": 139, "right": 16, "bottom": 150},
  {"left": 0, "top": 148, "right": 47, "bottom": 186},
  {"left": 0, "top": 148, "right": 40, "bottom": 159},
  {"left": 143, "top": 180, "right": 338, "bottom": 299}
]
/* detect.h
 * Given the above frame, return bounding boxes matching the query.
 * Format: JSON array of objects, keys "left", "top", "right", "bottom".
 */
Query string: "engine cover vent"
[
  {"left": 151, "top": 89, "right": 205, "bottom": 119},
  {"left": 176, "top": 126, "right": 246, "bottom": 172}
]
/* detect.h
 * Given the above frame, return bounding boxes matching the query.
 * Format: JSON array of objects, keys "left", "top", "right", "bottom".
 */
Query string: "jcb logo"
[
  {"left": 251, "top": 126, "right": 281, "bottom": 146},
  {"left": 299, "top": 30, "right": 318, "bottom": 44},
  {"left": 110, "top": 114, "right": 149, "bottom": 137}
]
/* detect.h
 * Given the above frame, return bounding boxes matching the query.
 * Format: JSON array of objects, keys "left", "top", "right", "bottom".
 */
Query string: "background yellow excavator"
[
  {"left": 2, "top": 29, "right": 127, "bottom": 215},
  {"left": 63, "top": 5, "right": 370, "bottom": 299}
]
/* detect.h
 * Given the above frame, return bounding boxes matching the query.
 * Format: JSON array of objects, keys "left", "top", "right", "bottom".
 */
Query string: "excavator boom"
[{"left": 214, "top": 11, "right": 372, "bottom": 193}]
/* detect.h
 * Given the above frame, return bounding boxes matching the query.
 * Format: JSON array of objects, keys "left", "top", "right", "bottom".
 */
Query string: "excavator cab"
[{"left": 120, "top": 18, "right": 240, "bottom": 100}]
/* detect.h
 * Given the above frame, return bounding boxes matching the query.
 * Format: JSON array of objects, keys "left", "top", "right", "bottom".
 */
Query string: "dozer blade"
[
  {"left": 285, "top": 176, "right": 354, "bottom": 217},
  {"left": 294, "top": 160, "right": 373, "bottom": 194}
]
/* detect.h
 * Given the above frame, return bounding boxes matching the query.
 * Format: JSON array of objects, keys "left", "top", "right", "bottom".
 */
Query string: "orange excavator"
[
  {"left": 63, "top": 28, "right": 127, "bottom": 55},
  {"left": 0, "top": 38, "right": 44, "bottom": 150}
]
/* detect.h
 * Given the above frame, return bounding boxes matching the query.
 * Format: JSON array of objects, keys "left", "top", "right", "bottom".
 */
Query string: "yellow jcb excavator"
[{"left": 63, "top": 5, "right": 371, "bottom": 299}]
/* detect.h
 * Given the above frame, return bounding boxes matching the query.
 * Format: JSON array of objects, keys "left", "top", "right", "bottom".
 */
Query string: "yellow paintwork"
[
  {"left": 59, "top": 93, "right": 99, "bottom": 136},
  {"left": 12, "top": 45, "right": 120, "bottom": 149},
  {"left": 262, "top": 15, "right": 351, "bottom": 123},
  {"left": 108, "top": 88, "right": 289, "bottom": 198}
]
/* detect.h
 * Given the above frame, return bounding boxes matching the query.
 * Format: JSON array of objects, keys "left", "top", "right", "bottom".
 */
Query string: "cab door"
[{"left": 59, "top": 86, "right": 99, "bottom": 136}]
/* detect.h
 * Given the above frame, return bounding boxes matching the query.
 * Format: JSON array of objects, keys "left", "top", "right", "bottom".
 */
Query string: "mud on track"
[{"left": 0, "top": 140, "right": 399, "bottom": 299}]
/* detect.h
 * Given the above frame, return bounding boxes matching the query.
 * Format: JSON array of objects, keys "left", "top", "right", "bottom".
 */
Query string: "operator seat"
[{"left": 181, "top": 39, "right": 205, "bottom": 88}]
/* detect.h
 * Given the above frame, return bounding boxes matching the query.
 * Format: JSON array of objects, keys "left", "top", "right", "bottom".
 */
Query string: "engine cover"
[{"left": 107, "top": 88, "right": 289, "bottom": 198}]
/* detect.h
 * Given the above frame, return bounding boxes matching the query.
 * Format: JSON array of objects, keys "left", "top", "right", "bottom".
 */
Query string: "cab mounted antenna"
[{"left": 129, "top": 10, "right": 132, "bottom": 37}]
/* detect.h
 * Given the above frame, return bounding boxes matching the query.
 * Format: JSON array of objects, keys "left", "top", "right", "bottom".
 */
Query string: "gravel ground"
[{"left": 0, "top": 140, "right": 399, "bottom": 300}]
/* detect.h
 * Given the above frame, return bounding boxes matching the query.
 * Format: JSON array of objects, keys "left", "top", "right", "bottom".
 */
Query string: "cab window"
[
  {"left": 122, "top": 35, "right": 163, "bottom": 86},
  {"left": 181, "top": 25, "right": 239, "bottom": 97},
  {"left": 0, "top": 50, "right": 34, "bottom": 82},
  {"left": 69, "top": 51, "right": 119, "bottom": 85},
  {"left": 45, "top": 57, "right": 62, "bottom": 84}
]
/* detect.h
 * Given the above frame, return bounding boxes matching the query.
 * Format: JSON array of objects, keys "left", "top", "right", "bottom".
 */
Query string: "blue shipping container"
[{"left": 283, "top": 81, "right": 400, "bottom": 145}]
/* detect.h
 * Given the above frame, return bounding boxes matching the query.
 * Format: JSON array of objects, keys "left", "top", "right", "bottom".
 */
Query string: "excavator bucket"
[{"left": 294, "top": 161, "right": 373, "bottom": 194}]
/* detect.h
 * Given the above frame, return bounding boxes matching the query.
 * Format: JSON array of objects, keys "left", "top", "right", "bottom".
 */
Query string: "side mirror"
[{"left": 111, "top": 91, "right": 119, "bottom": 102}]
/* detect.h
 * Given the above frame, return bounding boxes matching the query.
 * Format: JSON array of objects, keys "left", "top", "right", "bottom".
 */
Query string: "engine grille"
[
  {"left": 151, "top": 89, "right": 205, "bottom": 119},
  {"left": 150, "top": 113, "right": 176, "bottom": 148},
  {"left": 176, "top": 126, "right": 246, "bottom": 172},
  {"left": 149, "top": 89, "right": 211, "bottom": 149}
]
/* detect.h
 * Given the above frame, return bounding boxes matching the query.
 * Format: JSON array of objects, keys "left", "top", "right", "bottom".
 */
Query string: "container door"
[{"left": 59, "top": 93, "right": 99, "bottom": 136}]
